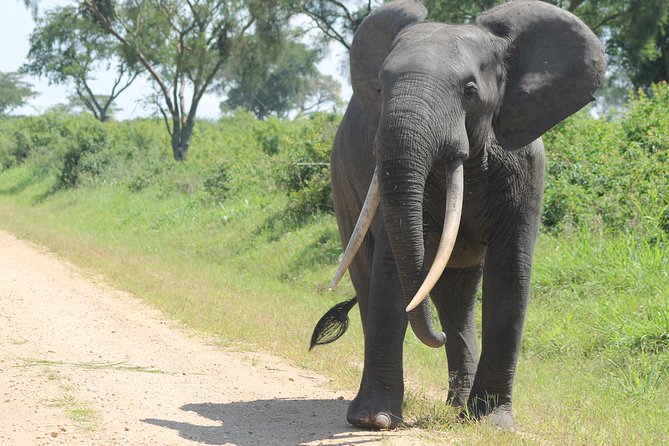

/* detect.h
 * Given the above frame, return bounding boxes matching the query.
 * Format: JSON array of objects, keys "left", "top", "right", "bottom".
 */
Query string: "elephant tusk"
[
  {"left": 329, "top": 168, "right": 381, "bottom": 291},
  {"left": 406, "top": 159, "right": 464, "bottom": 312}
]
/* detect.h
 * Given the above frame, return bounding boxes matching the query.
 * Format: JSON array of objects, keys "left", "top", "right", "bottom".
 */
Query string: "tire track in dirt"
[{"left": 0, "top": 230, "right": 433, "bottom": 445}]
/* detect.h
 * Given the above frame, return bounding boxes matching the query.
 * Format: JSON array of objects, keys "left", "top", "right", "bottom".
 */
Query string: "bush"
[
  {"left": 0, "top": 112, "right": 71, "bottom": 173},
  {"left": 271, "top": 113, "right": 339, "bottom": 220},
  {"left": 56, "top": 116, "right": 115, "bottom": 189},
  {"left": 542, "top": 82, "right": 669, "bottom": 241},
  {"left": 202, "top": 162, "right": 231, "bottom": 203}
]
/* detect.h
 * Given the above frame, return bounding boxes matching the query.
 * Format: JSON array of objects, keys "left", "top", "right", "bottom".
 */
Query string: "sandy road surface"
[{"left": 0, "top": 230, "right": 431, "bottom": 446}]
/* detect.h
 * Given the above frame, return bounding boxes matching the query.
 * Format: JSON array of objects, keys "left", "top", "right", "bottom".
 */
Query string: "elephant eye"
[{"left": 464, "top": 82, "right": 479, "bottom": 99}]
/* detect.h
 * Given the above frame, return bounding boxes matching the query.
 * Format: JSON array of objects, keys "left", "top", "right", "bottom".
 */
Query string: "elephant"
[{"left": 311, "top": 0, "right": 605, "bottom": 431}]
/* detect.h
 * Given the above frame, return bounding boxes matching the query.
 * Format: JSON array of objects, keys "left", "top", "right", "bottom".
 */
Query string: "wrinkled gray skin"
[{"left": 331, "top": 0, "right": 605, "bottom": 430}]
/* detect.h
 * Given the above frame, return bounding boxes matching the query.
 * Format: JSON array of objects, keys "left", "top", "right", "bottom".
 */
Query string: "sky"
[{"left": 1, "top": 0, "right": 350, "bottom": 120}]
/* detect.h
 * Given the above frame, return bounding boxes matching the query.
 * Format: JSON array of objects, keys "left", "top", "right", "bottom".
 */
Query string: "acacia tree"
[
  {"left": 81, "top": 0, "right": 290, "bottom": 161},
  {"left": 0, "top": 72, "right": 37, "bottom": 115},
  {"left": 222, "top": 40, "right": 340, "bottom": 119},
  {"left": 66, "top": 93, "right": 122, "bottom": 117},
  {"left": 23, "top": 6, "right": 141, "bottom": 122}
]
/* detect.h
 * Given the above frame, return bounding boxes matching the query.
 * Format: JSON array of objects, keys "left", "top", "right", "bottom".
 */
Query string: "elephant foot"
[
  {"left": 346, "top": 389, "right": 402, "bottom": 430},
  {"left": 447, "top": 386, "right": 471, "bottom": 409},
  {"left": 486, "top": 406, "right": 516, "bottom": 431},
  {"left": 462, "top": 395, "right": 516, "bottom": 431}
]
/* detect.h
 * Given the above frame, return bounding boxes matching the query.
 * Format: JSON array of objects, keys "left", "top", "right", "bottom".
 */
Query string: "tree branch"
[{"left": 81, "top": 0, "right": 176, "bottom": 116}]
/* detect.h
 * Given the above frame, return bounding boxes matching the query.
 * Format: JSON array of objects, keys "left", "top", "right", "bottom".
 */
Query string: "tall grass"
[{"left": 0, "top": 85, "right": 667, "bottom": 444}]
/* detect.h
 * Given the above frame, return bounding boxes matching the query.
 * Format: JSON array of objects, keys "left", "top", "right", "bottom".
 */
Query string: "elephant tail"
[{"left": 309, "top": 296, "right": 358, "bottom": 350}]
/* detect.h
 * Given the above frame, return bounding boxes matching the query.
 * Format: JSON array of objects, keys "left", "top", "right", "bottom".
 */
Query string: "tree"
[
  {"left": 23, "top": 6, "right": 141, "bottom": 122},
  {"left": 606, "top": 0, "right": 669, "bottom": 90},
  {"left": 19, "top": 0, "right": 39, "bottom": 18},
  {"left": 81, "top": 0, "right": 291, "bottom": 161},
  {"left": 66, "top": 93, "right": 122, "bottom": 119},
  {"left": 292, "top": 0, "right": 376, "bottom": 50},
  {"left": 0, "top": 72, "right": 37, "bottom": 115},
  {"left": 222, "top": 40, "right": 340, "bottom": 119}
]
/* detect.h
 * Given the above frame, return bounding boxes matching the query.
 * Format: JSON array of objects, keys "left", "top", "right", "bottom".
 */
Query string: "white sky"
[{"left": 1, "top": 0, "right": 350, "bottom": 120}]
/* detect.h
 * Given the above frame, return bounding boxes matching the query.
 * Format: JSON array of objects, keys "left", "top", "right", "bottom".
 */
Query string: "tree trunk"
[{"left": 171, "top": 119, "right": 194, "bottom": 161}]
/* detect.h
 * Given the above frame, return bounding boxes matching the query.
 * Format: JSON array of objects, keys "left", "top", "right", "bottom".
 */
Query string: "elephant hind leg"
[{"left": 430, "top": 264, "right": 483, "bottom": 407}]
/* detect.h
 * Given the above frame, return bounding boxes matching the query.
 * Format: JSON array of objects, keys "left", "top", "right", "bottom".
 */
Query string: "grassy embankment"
[{"left": 0, "top": 84, "right": 667, "bottom": 444}]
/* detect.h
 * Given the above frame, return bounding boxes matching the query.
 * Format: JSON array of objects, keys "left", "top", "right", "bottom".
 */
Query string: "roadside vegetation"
[{"left": 0, "top": 84, "right": 667, "bottom": 445}]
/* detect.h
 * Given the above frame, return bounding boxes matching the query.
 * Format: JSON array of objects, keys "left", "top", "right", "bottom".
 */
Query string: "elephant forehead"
[{"left": 386, "top": 24, "right": 496, "bottom": 75}]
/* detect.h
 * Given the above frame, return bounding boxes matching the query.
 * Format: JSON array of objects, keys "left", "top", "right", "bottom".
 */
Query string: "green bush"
[
  {"left": 0, "top": 112, "right": 71, "bottom": 174},
  {"left": 56, "top": 116, "right": 116, "bottom": 189},
  {"left": 272, "top": 113, "right": 339, "bottom": 220},
  {"left": 543, "top": 82, "right": 669, "bottom": 241},
  {"left": 202, "top": 162, "right": 231, "bottom": 203}
]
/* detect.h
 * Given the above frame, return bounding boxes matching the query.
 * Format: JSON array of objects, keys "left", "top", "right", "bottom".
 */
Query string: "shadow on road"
[{"left": 143, "top": 398, "right": 383, "bottom": 446}]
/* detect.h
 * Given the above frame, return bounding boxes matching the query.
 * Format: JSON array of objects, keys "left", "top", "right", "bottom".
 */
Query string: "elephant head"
[{"left": 330, "top": 0, "right": 605, "bottom": 347}]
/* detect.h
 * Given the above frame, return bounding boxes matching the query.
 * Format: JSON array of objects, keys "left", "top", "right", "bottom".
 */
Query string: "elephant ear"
[
  {"left": 477, "top": 1, "right": 606, "bottom": 150},
  {"left": 351, "top": 0, "right": 427, "bottom": 126}
]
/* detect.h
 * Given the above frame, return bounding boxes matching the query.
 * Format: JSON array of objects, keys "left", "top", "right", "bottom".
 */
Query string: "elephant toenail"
[
  {"left": 352, "top": 411, "right": 370, "bottom": 426},
  {"left": 373, "top": 413, "right": 392, "bottom": 430}
]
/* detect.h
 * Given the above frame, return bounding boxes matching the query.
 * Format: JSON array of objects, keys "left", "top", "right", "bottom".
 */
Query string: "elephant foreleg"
[
  {"left": 467, "top": 233, "right": 536, "bottom": 430},
  {"left": 347, "top": 226, "right": 407, "bottom": 430},
  {"left": 431, "top": 264, "right": 483, "bottom": 407}
]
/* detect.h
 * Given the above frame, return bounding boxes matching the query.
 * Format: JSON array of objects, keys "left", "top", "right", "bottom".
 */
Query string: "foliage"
[
  {"left": 222, "top": 40, "right": 340, "bottom": 119},
  {"left": 606, "top": 0, "right": 669, "bottom": 90},
  {"left": 80, "top": 0, "right": 293, "bottom": 160},
  {"left": 19, "top": 0, "right": 38, "bottom": 18},
  {"left": 262, "top": 113, "right": 338, "bottom": 220},
  {"left": 422, "top": 0, "right": 496, "bottom": 24},
  {"left": 0, "top": 112, "right": 121, "bottom": 189},
  {"left": 0, "top": 72, "right": 37, "bottom": 116},
  {"left": 542, "top": 82, "right": 669, "bottom": 242},
  {"left": 291, "top": 0, "right": 376, "bottom": 50},
  {"left": 201, "top": 162, "right": 231, "bottom": 203},
  {"left": 22, "top": 6, "right": 141, "bottom": 122}
]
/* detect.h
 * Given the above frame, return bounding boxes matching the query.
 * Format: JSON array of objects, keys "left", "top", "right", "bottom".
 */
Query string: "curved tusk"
[
  {"left": 406, "top": 159, "right": 464, "bottom": 312},
  {"left": 329, "top": 168, "right": 381, "bottom": 291}
]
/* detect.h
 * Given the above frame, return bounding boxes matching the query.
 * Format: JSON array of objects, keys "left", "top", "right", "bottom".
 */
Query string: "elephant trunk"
[
  {"left": 380, "top": 156, "right": 448, "bottom": 348},
  {"left": 378, "top": 94, "right": 467, "bottom": 348}
]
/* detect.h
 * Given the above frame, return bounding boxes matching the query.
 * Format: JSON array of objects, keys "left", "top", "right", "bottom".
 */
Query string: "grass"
[
  {"left": 15, "top": 357, "right": 167, "bottom": 374},
  {"left": 39, "top": 365, "right": 100, "bottom": 431},
  {"left": 46, "top": 394, "right": 99, "bottom": 431},
  {"left": 0, "top": 105, "right": 667, "bottom": 444}
]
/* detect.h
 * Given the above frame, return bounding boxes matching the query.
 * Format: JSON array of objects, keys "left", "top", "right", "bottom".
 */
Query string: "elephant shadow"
[{"left": 142, "top": 398, "right": 383, "bottom": 446}]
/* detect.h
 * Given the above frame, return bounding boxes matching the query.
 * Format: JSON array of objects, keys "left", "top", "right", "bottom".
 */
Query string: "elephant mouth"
[{"left": 329, "top": 158, "right": 465, "bottom": 313}]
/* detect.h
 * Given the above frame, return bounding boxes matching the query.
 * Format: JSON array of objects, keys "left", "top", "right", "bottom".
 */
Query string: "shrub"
[
  {"left": 0, "top": 112, "right": 71, "bottom": 174},
  {"left": 273, "top": 113, "right": 339, "bottom": 220},
  {"left": 542, "top": 82, "right": 669, "bottom": 241},
  {"left": 202, "top": 162, "right": 231, "bottom": 203},
  {"left": 56, "top": 117, "right": 115, "bottom": 189}
]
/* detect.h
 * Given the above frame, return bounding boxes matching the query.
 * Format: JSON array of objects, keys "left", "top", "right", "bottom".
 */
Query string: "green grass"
[
  {"left": 0, "top": 94, "right": 667, "bottom": 444},
  {"left": 46, "top": 394, "right": 99, "bottom": 431},
  {"left": 15, "top": 357, "right": 167, "bottom": 374}
]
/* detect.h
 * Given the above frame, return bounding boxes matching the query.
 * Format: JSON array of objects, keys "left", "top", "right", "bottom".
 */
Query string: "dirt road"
[{"left": 0, "top": 230, "right": 429, "bottom": 446}]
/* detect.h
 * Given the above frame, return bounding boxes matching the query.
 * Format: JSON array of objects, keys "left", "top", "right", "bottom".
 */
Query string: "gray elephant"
[{"left": 311, "top": 0, "right": 605, "bottom": 431}]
